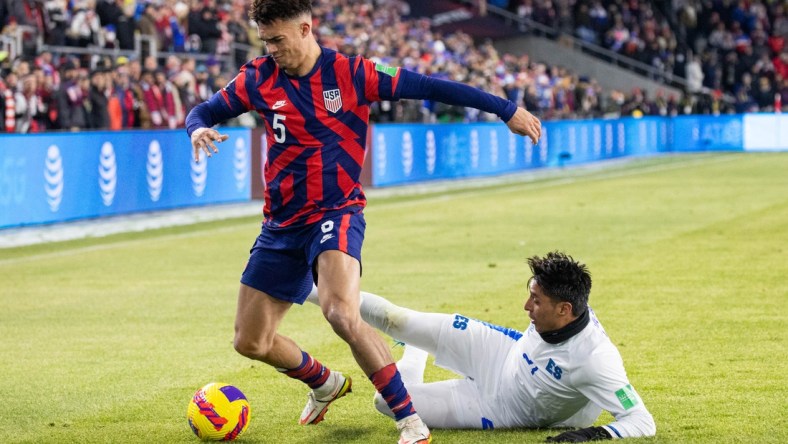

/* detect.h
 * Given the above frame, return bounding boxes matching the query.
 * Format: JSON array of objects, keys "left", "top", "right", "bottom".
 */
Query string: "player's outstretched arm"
[
  {"left": 506, "top": 106, "right": 542, "bottom": 145},
  {"left": 190, "top": 127, "right": 229, "bottom": 162},
  {"left": 572, "top": 348, "right": 656, "bottom": 440},
  {"left": 186, "top": 66, "right": 254, "bottom": 162},
  {"left": 392, "top": 68, "right": 543, "bottom": 143}
]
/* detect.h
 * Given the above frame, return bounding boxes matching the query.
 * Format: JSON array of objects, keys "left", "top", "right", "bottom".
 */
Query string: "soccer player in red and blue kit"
[{"left": 186, "top": 1, "right": 541, "bottom": 443}]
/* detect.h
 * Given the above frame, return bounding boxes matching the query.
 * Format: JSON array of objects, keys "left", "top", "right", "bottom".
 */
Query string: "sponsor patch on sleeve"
[
  {"left": 615, "top": 384, "right": 639, "bottom": 410},
  {"left": 374, "top": 64, "right": 399, "bottom": 77}
]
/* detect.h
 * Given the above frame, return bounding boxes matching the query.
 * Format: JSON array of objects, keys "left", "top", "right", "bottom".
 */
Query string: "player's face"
[
  {"left": 524, "top": 279, "right": 566, "bottom": 333},
  {"left": 257, "top": 18, "right": 309, "bottom": 73}
]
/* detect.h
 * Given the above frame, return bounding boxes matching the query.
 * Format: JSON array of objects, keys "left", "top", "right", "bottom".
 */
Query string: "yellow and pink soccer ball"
[{"left": 187, "top": 383, "right": 251, "bottom": 441}]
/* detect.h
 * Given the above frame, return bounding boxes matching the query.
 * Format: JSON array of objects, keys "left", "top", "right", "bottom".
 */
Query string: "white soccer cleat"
[
  {"left": 298, "top": 371, "right": 352, "bottom": 425},
  {"left": 397, "top": 414, "right": 432, "bottom": 444}
]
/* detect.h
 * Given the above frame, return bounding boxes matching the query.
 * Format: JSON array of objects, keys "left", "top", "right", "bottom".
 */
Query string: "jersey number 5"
[{"left": 273, "top": 114, "right": 286, "bottom": 143}]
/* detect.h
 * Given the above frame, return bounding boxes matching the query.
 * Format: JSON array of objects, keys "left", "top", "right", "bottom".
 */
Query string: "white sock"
[
  {"left": 397, "top": 345, "right": 428, "bottom": 385},
  {"left": 305, "top": 284, "right": 319, "bottom": 305}
]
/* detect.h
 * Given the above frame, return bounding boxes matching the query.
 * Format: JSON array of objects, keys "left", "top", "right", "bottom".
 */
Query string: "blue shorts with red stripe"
[{"left": 240, "top": 211, "right": 365, "bottom": 304}]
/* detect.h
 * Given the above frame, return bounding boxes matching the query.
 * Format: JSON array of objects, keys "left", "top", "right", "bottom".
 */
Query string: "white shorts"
[{"left": 416, "top": 314, "right": 524, "bottom": 429}]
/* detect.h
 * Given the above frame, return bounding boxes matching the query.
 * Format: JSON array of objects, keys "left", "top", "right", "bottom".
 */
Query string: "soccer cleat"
[
  {"left": 298, "top": 371, "right": 352, "bottom": 425},
  {"left": 397, "top": 414, "right": 432, "bottom": 444}
]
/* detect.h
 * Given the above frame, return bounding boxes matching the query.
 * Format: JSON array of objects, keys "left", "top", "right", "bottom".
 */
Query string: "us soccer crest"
[{"left": 323, "top": 89, "right": 342, "bottom": 113}]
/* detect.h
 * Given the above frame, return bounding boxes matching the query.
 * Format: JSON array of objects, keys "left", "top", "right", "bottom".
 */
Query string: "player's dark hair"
[
  {"left": 249, "top": 0, "right": 312, "bottom": 25},
  {"left": 528, "top": 251, "right": 592, "bottom": 317}
]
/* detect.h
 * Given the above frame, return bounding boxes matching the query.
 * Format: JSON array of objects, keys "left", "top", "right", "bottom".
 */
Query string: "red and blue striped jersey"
[{"left": 187, "top": 46, "right": 517, "bottom": 229}]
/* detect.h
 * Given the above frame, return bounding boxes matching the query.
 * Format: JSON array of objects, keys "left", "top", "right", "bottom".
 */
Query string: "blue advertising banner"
[
  {"left": 371, "top": 116, "right": 734, "bottom": 187},
  {"left": 671, "top": 115, "right": 743, "bottom": 151},
  {"left": 372, "top": 122, "right": 540, "bottom": 186},
  {"left": 0, "top": 128, "right": 250, "bottom": 228},
  {"left": 372, "top": 118, "right": 664, "bottom": 186},
  {"left": 2, "top": 114, "right": 776, "bottom": 228}
]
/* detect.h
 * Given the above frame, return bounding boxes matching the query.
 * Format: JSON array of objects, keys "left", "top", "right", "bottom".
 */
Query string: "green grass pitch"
[{"left": 1, "top": 152, "right": 786, "bottom": 443}]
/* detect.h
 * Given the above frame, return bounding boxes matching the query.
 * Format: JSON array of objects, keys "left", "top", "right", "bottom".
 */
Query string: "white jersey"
[{"left": 432, "top": 309, "right": 655, "bottom": 438}]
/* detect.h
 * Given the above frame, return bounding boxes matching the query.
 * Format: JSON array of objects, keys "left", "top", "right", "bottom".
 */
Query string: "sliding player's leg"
[
  {"left": 374, "top": 377, "right": 485, "bottom": 429},
  {"left": 358, "top": 291, "right": 449, "bottom": 356},
  {"left": 307, "top": 286, "right": 520, "bottom": 390}
]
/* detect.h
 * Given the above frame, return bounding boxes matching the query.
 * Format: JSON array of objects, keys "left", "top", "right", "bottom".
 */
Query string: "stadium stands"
[
  {"left": 0, "top": 0, "right": 785, "bottom": 133},
  {"left": 496, "top": 0, "right": 786, "bottom": 113}
]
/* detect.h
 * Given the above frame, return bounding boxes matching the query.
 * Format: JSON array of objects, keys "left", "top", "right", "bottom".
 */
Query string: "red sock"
[
  {"left": 280, "top": 351, "right": 331, "bottom": 389},
  {"left": 370, "top": 363, "right": 416, "bottom": 421}
]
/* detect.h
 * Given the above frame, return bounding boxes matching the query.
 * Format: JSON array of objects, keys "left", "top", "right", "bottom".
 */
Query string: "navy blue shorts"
[{"left": 240, "top": 211, "right": 366, "bottom": 304}]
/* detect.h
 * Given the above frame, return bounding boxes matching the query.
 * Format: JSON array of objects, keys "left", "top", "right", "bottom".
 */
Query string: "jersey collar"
[{"left": 539, "top": 307, "right": 590, "bottom": 344}]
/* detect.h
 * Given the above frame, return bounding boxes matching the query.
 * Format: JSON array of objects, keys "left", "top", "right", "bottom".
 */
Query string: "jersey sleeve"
[
  {"left": 572, "top": 345, "right": 656, "bottom": 439},
  {"left": 185, "top": 62, "right": 256, "bottom": 136},
  {"left": 352, "top": 56, "right": 402, "bottom": 104},
  {"left": 352, "top": 57, "right": 517, "bottom": 122}
]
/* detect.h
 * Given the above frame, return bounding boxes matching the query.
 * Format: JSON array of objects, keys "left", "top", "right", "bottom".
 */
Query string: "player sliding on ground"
[
  {"left": 308, "top": 251, "right": 656, "bottom": 442},
  {"left": 185, "top": 0, "right": 540, "bottom": 443}
]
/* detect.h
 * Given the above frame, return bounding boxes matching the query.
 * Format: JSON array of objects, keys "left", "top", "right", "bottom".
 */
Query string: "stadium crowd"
[
  {"left": 0, "top": 0, "right": 785, "bottom": 133},
  {"left": 503, "top": 0, "right": 787, "bottom": 113}
]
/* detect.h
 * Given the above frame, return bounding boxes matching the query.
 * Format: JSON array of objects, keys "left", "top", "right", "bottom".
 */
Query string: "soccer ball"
[{"left": 187, "top": 383, "right": 251, "bottom": 441}]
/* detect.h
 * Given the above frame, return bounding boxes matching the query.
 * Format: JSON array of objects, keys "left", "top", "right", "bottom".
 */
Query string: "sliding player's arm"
[{"left": 547, "top": 348, "right": 656, "bottom": 442}]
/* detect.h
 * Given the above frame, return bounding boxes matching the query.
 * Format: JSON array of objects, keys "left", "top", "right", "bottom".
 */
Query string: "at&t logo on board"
[
  {"left": 401, "top": 131, "right": 413, "bottom": 177},
  {"left": 44, "top": 144, "right": 63, "bottom": 212},
  {"left": 147, "top": 140, "right": 163, "bottom": 202},
  {"left": 191, "top": 150, "right": 207, "bottom": 197},
  {"left": 470, "top": 130, "right": 479, "bottom": 169},
  {"left": 425, "top": 130, "right": 436, "bottom": 175},
  {"left": 98, "top": 142, "right": 117, "bottom": 206},
  {"left": 539, "top": 127, "right": 548, "bottom": 164},
  {"left": 234, "top": 137, "right": 248, "bottom": 191},
  {"left": 375, "top": 133, "right": 387, "bottom": 178}
]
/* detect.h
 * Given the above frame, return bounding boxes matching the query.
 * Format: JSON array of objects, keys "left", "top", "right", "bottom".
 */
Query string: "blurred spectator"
[
  {"left": 86, "top": 68, "right": 109, "bottom": 129},
  {"left": 67, "top": 0, "right": 101, "bottom": 47},
  {"left": 137, "top": 3, "right": 162, "bottom": 49},
  {"left": 55, "top": 59, "right": 82, "bottom": 130},
  {"left": 155, "top": 68, "right": 184, "bottom": 128},
  {"left": 43, "top": 0, "right": 68, "bottom": 46},
  {"left": 116, "top": 3, "right": 137, "bottom": 50},
  {"left": 752, "top": 75, "right": 776, "bottom": 111},
  {"left": 226, "top": 7, "right": 251, "bottom": 67},
  {"left": 188, "top": 0, "right": 222, "bottom": 54},
  {"left": 734, "top": 72, "right": 757, "bottom": 113},
  {"left": 139, "top": 69, "right": 166, "bottom": 128},
  {"left": 685, "top": 52, "right": 704, "bottom": 93},
  {"left": 170, "top": 2, "right": 190, "bottom": 52},
  {"left": 204, "top": 57, "right": 222, "bottom": 91},
  {"left": 95, "top": 0, "right": 123, "bottom": 29},
  {"left": 194, "top": 63, "right": 213, "bottom": 102}
]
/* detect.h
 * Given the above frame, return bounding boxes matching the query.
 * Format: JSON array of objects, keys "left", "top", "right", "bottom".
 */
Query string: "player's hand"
[
  {"left": 506, "top": 106, "right": 541, "bottom": 146},
  {"left": 190, "top": 127, "right": 229, "bottom": 162},
  {"left": 545, "top": 426, "right": 612, "bottom": 442}
]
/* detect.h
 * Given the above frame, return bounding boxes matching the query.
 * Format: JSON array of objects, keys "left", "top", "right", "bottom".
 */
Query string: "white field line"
[
  {"left": 0, "top": 153, "right": 738, "bottom": 267},
  {"left": 0, "top": 225, "right": 248, "bottom": 267}
]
